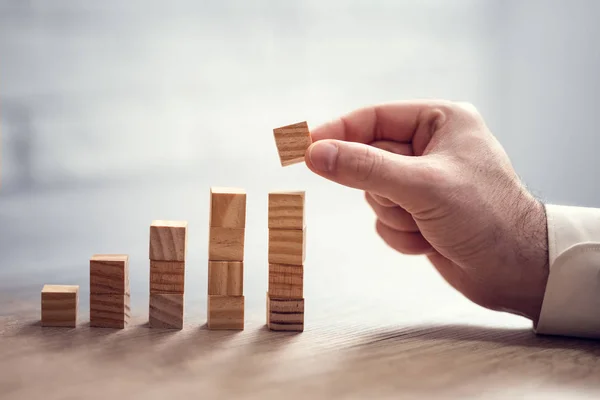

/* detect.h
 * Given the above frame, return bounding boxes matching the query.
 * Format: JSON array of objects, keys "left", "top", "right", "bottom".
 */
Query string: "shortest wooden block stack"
[
  {"left": 41, "top": 285, "right": 79, "bottom": 327},
  {"left": 273, "top": 121, "right": 312, "bottom": 167},
  {"left": 90, "top": 254, "right": 130, "bottom": 329}
]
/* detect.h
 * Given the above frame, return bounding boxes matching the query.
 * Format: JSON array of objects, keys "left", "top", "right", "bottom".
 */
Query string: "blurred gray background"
[{"left": 0, "top": 0, "right": 599, "bottom": 318}]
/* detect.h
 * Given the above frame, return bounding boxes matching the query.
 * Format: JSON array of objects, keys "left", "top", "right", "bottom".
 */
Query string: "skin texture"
[{"left": 305, "top": 100, "right": 549, "bottom": 324}]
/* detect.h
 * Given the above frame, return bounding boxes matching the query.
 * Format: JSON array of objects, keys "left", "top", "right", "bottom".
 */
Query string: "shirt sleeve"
[{"left": 534, "top": 204, "right": 600, "bottom": 339}]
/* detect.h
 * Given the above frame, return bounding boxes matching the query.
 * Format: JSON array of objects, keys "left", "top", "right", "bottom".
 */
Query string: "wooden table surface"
[{"left": 1, "top": 179, "right": 600, "bottom": 400}]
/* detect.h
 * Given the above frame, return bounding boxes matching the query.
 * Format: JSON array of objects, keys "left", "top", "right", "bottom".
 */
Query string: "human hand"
[{"left": 305, "top": 100, "right": 549, "bottom": 323}]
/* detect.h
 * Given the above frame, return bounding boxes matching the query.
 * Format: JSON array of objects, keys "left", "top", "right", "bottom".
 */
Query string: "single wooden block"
[
  {"left": 149, "top": 293, "right": 184, "bottom": 329},
  {"left": 273, "top": 121, "right": 312, "bottom": 167},
  {"left": 268, "top": 263, "right": 303, "bottom": 298},
  {"left": 209, "top": 227, "right": 245, "bottom": 261},
  {"left": 149, "top": 220, "right": 188, "bottom": 261},
  {"left": 210, "top": 187, "right": 246, "bottom": 228},
  {"left": 90, "top": 293, "right": 131, "bottom": 329},
  {"left": 267, "top": 294, "right": 304, "bottom": 332},
  {"left": 268, "top": 228, "right": 306, "bottom": 265},
  {"left": 268, "top": 191, "right": 305, "bottom": 229},
  {"left": 90, "top": 254, "right": 129, "bottom": 294},
  {"left": 207, "top": 295, "right": 244, "bottom": 330},
  {"left": 41, "top": 285, "right": 78, "bottom": 328},
  {"left": 150, "top": 260, "right": 185, "bottom": 293},
  {"left": 208, "top": 261, "right": 243, "bottom": 296}
]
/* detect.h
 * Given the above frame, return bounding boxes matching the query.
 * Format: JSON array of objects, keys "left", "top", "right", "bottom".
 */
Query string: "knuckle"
[{"left": 353, "top": 146, "right": 384, "bottom": 184}]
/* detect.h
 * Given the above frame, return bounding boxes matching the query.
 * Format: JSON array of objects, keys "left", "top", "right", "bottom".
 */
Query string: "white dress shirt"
[{"left": 535, "top": 204, "right": 600, "bottom": 338}]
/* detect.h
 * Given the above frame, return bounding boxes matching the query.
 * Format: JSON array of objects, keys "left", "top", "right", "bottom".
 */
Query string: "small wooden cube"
[
  {"left": 149, "top": 220, "right": 188, "bottom": 261},
  {"left": 268, "top": 228, "right": 306, "bottom": 265},
  {"left": 210, "top": 187, "right": 246, "bottom": 228},
  {"left": 150, "top": 260, "right": 185, "bottom": 293},
  {"left": 209, "top": 227, "right": 245, "bottom": 261},
  {"left": 90, "top": 293, "right": 131, "bottom": 329},
  {"left": 267, "top": 294, "right": 304, "bottom": 332},
  {"left": 268, "top": 191, "right": 305, "bottom": 229},
  {"left": 268, "top": 263, "right": 303, "bottom": 298},
  {"left": 207, "top": 295, "right": 244, "bottom": 330},
  {"left": 208, "top": 261, "right": 243, "bottom": 296},
  {"left": 273, "top": 121, "right": 312, "bottom": 167},
  {"left": 149, "top": 293, "right": 184, "bottom": 329},
  {"left": 90, "top": 254, "right": 129, "bottom": 294},
  {"left": 41, "top": 285, "right": 79, "bottom": 328}
]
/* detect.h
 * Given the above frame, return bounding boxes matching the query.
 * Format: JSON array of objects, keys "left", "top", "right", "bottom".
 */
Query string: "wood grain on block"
[
  {"left": 210, "top": 187, "right": 246, "bottom": 228},
  {"left": 209, "top": 227, "right": 245, "bottom": 261},
  {"left": 90, "top": 254, "right": 129, "bottom": 294},
  {"left": 207, "top": 295, "right": 244, "bottom": 330},
  {"left": 90, "top": 293, "right": 130, "bottom": 329},
  {"left": 268, "top": 228, "right": 305, "bottom": 265},
  {"left": 149, "top": 293, "right": 184, "bottom": 329},
  {"left": 208, "top": 261, "right": 243, "bottom": 296},
  {"left": 150, "top": 260, "right": 185, "bottom": 293},
  {"left": 268, "top": 191, "right": 305, "bottom": 229},
  {"left": 273, "top": 121, "right": 312, "bottom": 167},
  {"left": 41, "top": 285, "right": 78, "bottom": 327},
  {"left": 268, "top": 263, "right": 303, "bottom": 298},
  {"left": 267, "top": 295, "right": 304, "bottom": 332},
  {"left": 149, "top": 220, "right": 187, "bottom": 261}
]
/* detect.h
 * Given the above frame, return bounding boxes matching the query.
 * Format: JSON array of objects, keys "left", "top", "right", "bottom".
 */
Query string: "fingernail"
[{"left": 309, "top": 142, "right": 338, "bottom": 172}]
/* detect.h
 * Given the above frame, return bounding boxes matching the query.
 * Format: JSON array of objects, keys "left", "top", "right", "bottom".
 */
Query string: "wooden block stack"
[
  {"left": 149, "top": 220, "right": 187, "bottom": 329},
  {"left": 90, "top": 254, "right": 130, "bottom": 328},
  {"left": 267, "top": 191, "right": 306, "bottom": 332},
  {"left": 41, "top": 284, "right": 79, "bottom": 327},
  {"left": 273, "top": 121, "right": 312, "bottom": 167},
  {"left": 207, "top": 187, "right": 246, "bottom": 330}
]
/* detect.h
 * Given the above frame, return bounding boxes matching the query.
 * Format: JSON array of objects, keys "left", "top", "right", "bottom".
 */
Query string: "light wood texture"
[
  {"left": 267, "top": 294, "right": 304, "bottom": 332},
  {"left": 209, "top": 227, "right": 245, "bottom": 261},
  {"left": 89, "top": 293, "right": 130, "bottom": 329},
  {"left": 150, "top": 260, "right": 185, "bottom": 293},
  {"left": 268, "top": 264, "right": 303, "bottom": 298},
  {"left": 89, "top": 254, "right": 129, "bottom": 294},
  {"left": 210, "top": 187, "right": 247, "bottom": 228},
  {"left": 40, "top": 285, "right": 78, "bottom": 327},
  {"left": 268, "top": 228, "right": 305, "bottom": 265},
  {"left": 149, "top": 293, "right": 184, "bottom": 329},
  {"left": 207, "top": 295, "right": 244, "bottom": 330},
  {"left": 273, "top": 121, "right": 312, "bottom": 167},
  {"left": 268, "top": 191, "right": 305, "bottom": 229},
  {"left": 208, "top": 261, "right": 243, "bottom": 296},
  {"left": 149, "top": 220, "right": 188, "bottom": 261}
]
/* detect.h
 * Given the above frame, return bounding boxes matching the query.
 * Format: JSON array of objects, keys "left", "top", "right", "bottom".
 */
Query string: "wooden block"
[
  {"left": 273, "top": 121, "right": 312, "bottom": 167},
  {"left": 267, "top": 294, "right": 304, "bottom": 332},
  {"left": 268, "top": 263, "right": 303, "bottom": 298},
  {"left": 90, "top": 254, "right": 129, "bottom": 294},
  {"left": 207, "top": 295, "right": 244, "bottom": 330},
  {"left": 210, "top": 187, "right": 246, "bottom": 228},
  {"left": 209, "top": 227, "right": 245, "bottom": 261},
  {"left": 149, "top": 220, "right": 187, "bottom": 261},
  {"left": 268, "top": 191, "right": 305, "bottom": 229},
  {"left": 149, "top": 293, "right": 184, "bottom": 329},
  {"left": 41, "top": 285, "right": 78, "bottom": 328},
  {"left": 268, "top": 228, "right": 306, "bottom": 265},
  {"left": 150, "top": 260, "right": 185, "bottom": 293},
  {"left": 90, "top": 293, "right": 130, "bottom": 329},
  {"left": 208, "top": 261, "right": 243, "bottom": 296}
]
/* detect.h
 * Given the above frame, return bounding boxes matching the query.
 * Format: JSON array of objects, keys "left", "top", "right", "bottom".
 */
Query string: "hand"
[{"left": 305, "top": 100, "right": 549, "bottom": 324}]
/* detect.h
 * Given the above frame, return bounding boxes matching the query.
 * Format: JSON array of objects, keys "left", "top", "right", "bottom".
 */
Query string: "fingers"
[
  {"left": 365, "top": 140, "right": 414, "bottom": 206},
  {"left": 369, "top": 194, "right": 396, "bottom": 207},
  {"left": 365, "top": 192, "right": 419, "bottom": 232},
  {"left": 375, "top": 220, "right": 434, "bottom": 255}
]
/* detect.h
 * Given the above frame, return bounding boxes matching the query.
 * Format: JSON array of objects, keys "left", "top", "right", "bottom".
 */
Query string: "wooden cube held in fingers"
[
  {"left": 90, "top": 293, "right": 130, "bottom": 329},
  {"left": 268, "top": 263, "right": 303, "bottom": 298},
  {"left": 208, "top": 261, "right": 243, "bottom": 296},
  {"left": 210, "top": 187, "right": 246, "bottom": 228},
  {"left": 268, "top": 228, "right": 306, "bottom": 265},
  {"left": 267, "top": 294, "right": 304, "bottom": 332},
  {"left": 209, "top": 227, "right": 245, "bottom": 261},
  {"left": 207, "top": 295, "right": 244, "bottom": 330},
  {"left": 90, "top": 254, "right": 129, "bottom": 294},
  {"left": 268, "top": 191, "right": 305, "bottom": 229},
  {"left": 149, "top": 220, "right": 188, "bottom": 261},
  {"left": 41, "top": 285, "right": 79, "bottom": 328},
  {"left": 149, "top": 293, "right": 184, "bottom": 329},
  {"left": 150, "top": 260, "right": 185, "bottom": 293},
  {"left": 273, "top": 121, "right": 312, "bottom": 167}
]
